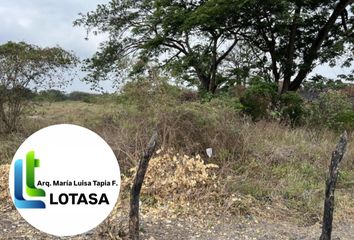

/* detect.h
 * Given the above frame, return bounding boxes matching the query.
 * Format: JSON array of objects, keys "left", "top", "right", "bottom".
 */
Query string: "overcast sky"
[
  {"left": 0, "top": 0, "right": 111, "bottom": 93},
  {"left": 0, "top": 1, "right": 351, "bottom": 93}
]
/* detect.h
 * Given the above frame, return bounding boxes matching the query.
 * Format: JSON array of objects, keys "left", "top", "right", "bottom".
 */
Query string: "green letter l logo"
[{"left": 26, "top": 151, "right": 46, "bottom": 197}]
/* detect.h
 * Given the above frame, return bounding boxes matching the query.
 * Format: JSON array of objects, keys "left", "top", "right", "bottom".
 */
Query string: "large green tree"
[
  {"left": 0, "top": 41, "right": 78, "bottom": 132},
  {"left": 75, "top": 0, "right": 248, "bottom": 93},
  {"left": 76, "top": 0, "right": 354, "bottom": 94},
  {"left": 243, "top": 0, "right": 354, "bottom": 93}
]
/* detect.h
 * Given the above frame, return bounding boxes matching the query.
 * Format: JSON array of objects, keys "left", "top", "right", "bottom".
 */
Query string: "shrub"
[
  {"left": 240, "top": 81, "right": 278, "bottom": 120},
  {"left": 304, "top": 75, "right": 346, "bottom": 92},
  {"left": 0, "top": 41, "right": 77, "bottom": 132},
  {"left": 154, "top": 101, "right": 243, "bottom": 162},
  {"left": 35, "top": 90, "right": 67, "bottom": 102},
  {"left": 98, "top": 78, "right": 244, "bottom": 171},
  {"left": 307, "top": 90, "right": 354, "bottom": 131},
  {"left": 117, "top": 78, "right": 183, "bottom": 108},
  {"left": 0, "top": 86, "right": 35, "bottom": 132},
  {"left": 278, "top": 92, "right": 305, "bottom": 127},
  {"left": 334, "top": 110, "right": 354, "bottom": 131},
  {"left": 67, "top": 91, "right": 98, "bottom": 103}
]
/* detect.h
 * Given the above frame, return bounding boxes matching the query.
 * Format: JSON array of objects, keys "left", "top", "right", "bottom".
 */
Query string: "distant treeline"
[
  {"left": 34, "top": 89, "right": 101, "bottom": 102},
  {"left": 33, "top": 89, "right": 106, "bottom": 103}
]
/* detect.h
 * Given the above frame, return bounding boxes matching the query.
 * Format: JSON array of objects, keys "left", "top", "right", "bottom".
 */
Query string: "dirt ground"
[
  {"left": 2, "top": 163, "right": 354, "bottom": 240},
  {"left": 1, "top": 207, "right": 354, "bottom": 240}
]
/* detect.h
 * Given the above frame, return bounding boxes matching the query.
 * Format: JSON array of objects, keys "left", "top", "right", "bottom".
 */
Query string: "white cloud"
[{"left": 17, "top": 18, "right": 33, "bottom": 28}]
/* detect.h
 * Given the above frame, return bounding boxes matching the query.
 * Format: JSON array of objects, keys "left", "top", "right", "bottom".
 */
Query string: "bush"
[
  {"left": 153, "top": 101, "right": 244, "bottom": 163},
  {"left": 303, "top": 75, "right": 346, "bottom": 92},
  {"left": 307, "top": 90, "right": 354, "bottom": 131},
  {"left": 278, "top": 92, "right": 305, "bottom": 127},
  {"left": 240, "top": 81, "right": 278, "bottom": 120},
  {"left": 36, "top": 89, "right": 67, "bottom": 102},
  {"left": 334, "top": 110, "right": 354, "bottom": 131},
  {"left": 117, "top": 78, "right": 184, "bottom": 108},
  {"left": 98, "top": 77, "right": 244, "bottom": 171},
  {"left": 67, "top": 91, "right": 98, "bottom": 103},
  {"left": 0, "top": 86, "right": 35, "bottom": 132}
]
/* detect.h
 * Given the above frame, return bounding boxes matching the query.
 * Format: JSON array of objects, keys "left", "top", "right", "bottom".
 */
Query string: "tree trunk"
[
  {"left": 282, "top": 5, "right": 301, "bottom": 93},
  {"left": 194, "top": 65, "right": 211, "bottom": 93},
  {"left": 129, "top": 132, "right": 158, "bottom": 240},
  {"left": 209, "top": 37, "right": 218, "bottom": 94},
  {"left": 270, "top": 52, "right": 280, "bottom": 84},
  {"left": 320, "top": 131, "right": 348, "bottom": 240}
]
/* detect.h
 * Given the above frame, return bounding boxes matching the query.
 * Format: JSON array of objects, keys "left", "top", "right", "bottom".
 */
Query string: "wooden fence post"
[
  {"left": 129, "top": 132, "right": 158, "bottom": 240},
  {"left": 320, "top": 131, "right": 348, "bottom": 240}
]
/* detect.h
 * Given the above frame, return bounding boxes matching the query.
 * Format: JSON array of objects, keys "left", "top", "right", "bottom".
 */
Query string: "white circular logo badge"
[{"left": 8, "top": 124, "right": 121, "bottom": 237}]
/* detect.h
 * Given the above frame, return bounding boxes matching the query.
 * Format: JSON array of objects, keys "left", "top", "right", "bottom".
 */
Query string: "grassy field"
[{"left": 1, "top": 97, "right": 354, "bottom": 229}]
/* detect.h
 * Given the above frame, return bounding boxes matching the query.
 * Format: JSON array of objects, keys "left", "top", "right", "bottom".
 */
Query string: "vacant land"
[{"left": 1, "top": 99, "right": 354, "bottom": 239}]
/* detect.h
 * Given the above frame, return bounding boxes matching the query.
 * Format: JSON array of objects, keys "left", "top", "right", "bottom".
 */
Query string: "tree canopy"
[
  {"left": 75, "top": 0, "right": 354, "bottom": 93},
  {"left": 0, "top": 41, "right": 78, "bottom": 132},
  {"left": 243, "top": 0, "right": 354, "bottom": 93},
  {"left": 0, "top": 41, "right": 78, "bottom": 90},
  {"left": 75, "top": 0, "right": 249, "bottom": 93}
]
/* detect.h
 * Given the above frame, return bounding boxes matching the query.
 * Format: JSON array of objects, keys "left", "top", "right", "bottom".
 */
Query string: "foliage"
[
  {"left": 238, "top": 0, "right": 354, "bottom": 92},
  {"left": 74, "top": 0, "right": 249, "bottom": 93},
  {"left": 307, "top": 90, "right": 354, "bottom": 131},
  {"left": 34, "top": 90, "right": 114, "bottom": 104},
  {"left": 0, "top": 41, "right": 78, "bottom": 89},
  {"left": 0, "top": 41, "right": 78, "bottom": 132},
  {"left": 221, "top": 42, "right": 271, "bottom": 87},
  {"left": 303, "top": 74, "right": 347, "bottom": 92},
  {"left": 240, "top": 82, "right": 305, "bottom": 126},
  {"left": 75, "top": 0, "right": 354, "bottom": 94},
  {"left": 96, "top": 76, "right": 244, "bottom": 169},
  {"left": 67, "top": 91, "right": 99, "bottom": 103},
  {"left": 278, "top": 92, "right": 305, "bottom": 127},
  {"left": 240, "top": 81, "right": 278, "bottom": 120},
  {"left": 117, "top": 76, "right": 183, "bottom": 108},
  {"left": 0, "top": 86, "right": 35, "bottom": 132},
  {"left": 334, "top": 110, "right": 354, "bottom": 130},
  {"left": 3, "top": 86, "right": 354, "bottom": 224},
  {"left": 35, "top": 90, "right": 67, "bottom": 102}
]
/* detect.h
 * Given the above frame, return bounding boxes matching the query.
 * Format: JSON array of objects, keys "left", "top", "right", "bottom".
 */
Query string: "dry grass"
[
  {"left": 227, "top": 121, "right": 354, "bottom": 223},
  {"left": 0, "top": 164, "right": 11, "bottom": 209},
  {"left": 1, "top": 97, "right": 354, "bottom": 225}
]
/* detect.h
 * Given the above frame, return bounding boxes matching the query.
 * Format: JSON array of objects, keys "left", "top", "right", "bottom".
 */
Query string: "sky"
[
  {"left": 0, "top": 0, "right": 111, "bottom": 93},
  {"left": 0, "top": 1, "right": 352, "bottom": 93}
]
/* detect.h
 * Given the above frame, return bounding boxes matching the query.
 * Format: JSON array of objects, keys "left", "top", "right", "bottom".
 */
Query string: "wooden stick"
[
  {"left": 129, "top": 131, "right": 158, "bottom": 240},
  {"left": 320, "top": 131, "right": 348, "bottom": 240}
]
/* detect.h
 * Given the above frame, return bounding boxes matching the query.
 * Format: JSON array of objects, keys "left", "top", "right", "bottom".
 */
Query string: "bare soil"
[
  {"left": 1, "top": 208, "right": 354, "bottom": 240},
  {"left": 1, "top": 163, "right": 354, "bottom": 240}
]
